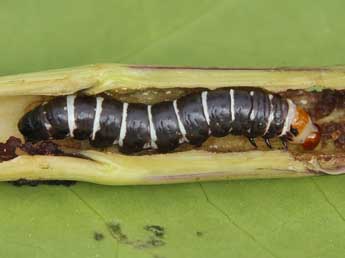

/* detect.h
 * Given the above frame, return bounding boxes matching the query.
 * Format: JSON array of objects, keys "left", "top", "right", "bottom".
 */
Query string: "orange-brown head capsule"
[{"left": 289, "top": 107, "right": 321, "bottom": 150}]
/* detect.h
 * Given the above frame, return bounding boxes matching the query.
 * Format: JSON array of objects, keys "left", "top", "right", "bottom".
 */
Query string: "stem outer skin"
[{"left": 0, "top": 63, "right": 343, "bottom": 185}]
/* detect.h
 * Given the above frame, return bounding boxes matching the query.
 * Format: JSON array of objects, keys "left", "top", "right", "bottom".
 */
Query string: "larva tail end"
[{"left": 18, "top": 107, "right": 49, "bottom": 143}]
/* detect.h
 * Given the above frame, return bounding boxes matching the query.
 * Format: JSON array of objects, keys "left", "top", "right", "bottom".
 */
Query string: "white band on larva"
[
  {"left": 280, "top": 99, "right": 296, "bottom": 137},
  {"left": 230, "top": 89, "right": 235, "bottom": 122},
  {"left": 147, "top": 105, "right": 158, "bottom": 149},
  {"left": 66, "top": 95, "right": 77, "bottom": 137},
  {"left": 173, "top": 100, "right": 189, "bottom": 143},
  {"left": 91, "top": 96, "right": 104, "bottom": 141},
  {"left": 249, "top": 91, "right": 255, "bottom": 121},
  {"left": 201, "top": 91, "right": 210, "bottom": 125},
  {"left": 264, "top": 94, "right": 274, "bottom": 135},
  {"left": 118, "top": 102, "right": 128, "bottom": 147}
]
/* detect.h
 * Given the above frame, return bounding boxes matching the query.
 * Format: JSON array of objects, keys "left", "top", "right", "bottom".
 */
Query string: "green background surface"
[{"left": 1, "top": 1, "right": 345, "bottom": 257}]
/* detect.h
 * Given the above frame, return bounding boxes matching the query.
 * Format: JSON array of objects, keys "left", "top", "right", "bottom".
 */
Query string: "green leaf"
[{"left": 1, "top": 0, "right": 345, "bottom": 257}]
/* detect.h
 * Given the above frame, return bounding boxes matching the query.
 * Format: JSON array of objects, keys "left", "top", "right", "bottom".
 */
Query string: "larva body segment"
[
  {"left": 151, "top": 101, "right": 182, "bottom": 152},
  {"left": 176, "top": 92, "right": 209, "bottom": 145},
  {"left": 90, "top": 97, "right": 122, "bottom": 148},
  {"left": 44, "top": 96, "right": 69, "bottom": 139},
  {"left": 121, "top": 103, "right": 151, "bottom": 154},
  {"left": 73, "top": 96, "right": 96, "bottom": 140},
  {"left": 206, "top": 89, "right": 232, "bottom": 137},
  {"left": 18, "top": 87, "right": 321, "bottom": 154}
]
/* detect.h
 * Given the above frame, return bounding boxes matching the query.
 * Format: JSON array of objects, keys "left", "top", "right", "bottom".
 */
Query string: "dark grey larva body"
[{"left": 18, "top": 88, "right": 290, "bottom": 154}]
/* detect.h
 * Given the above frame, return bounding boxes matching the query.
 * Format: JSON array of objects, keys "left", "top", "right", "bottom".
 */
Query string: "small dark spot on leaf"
[
  {"left": 94, "top": 232, "right": 104, "bottom": 241},
  {"left": 144, "top": 225, "right": 165, "bottom": 238},
  {"left": 134, "top": 236, "right": 165, "bottom": 249},
  {"left": 147, "top": 237, "right": 165, "bottom": 247},
  {"left": 107, "top": 222, "right": 128, "bottom": 242},
  {"left": 196, "top": 231, "right": 203, "bottom": 237},
  {"left": 105, "top": 222, "right": 166, "bottom": 250}
]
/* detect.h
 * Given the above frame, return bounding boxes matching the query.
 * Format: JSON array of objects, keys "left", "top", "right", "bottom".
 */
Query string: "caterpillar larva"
[{"left": 18, "top": 87, "right": 321, "bottom": 154}]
